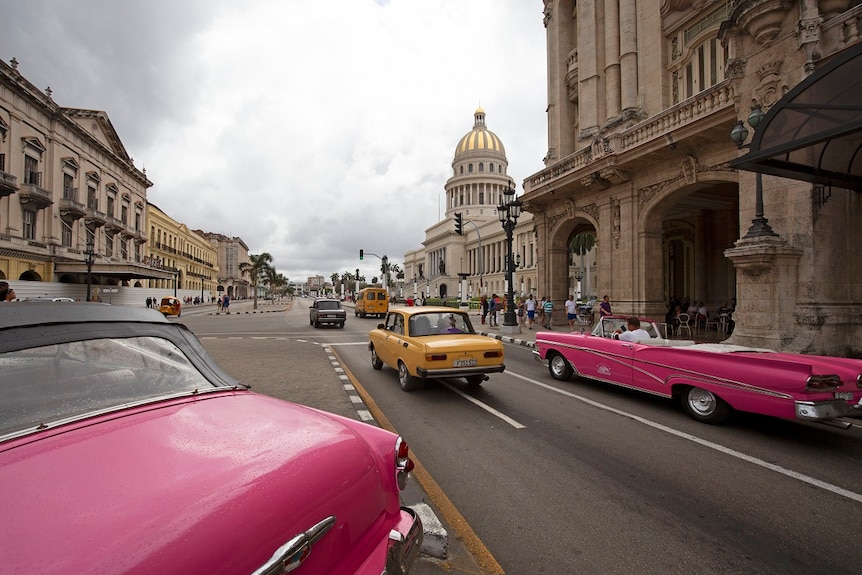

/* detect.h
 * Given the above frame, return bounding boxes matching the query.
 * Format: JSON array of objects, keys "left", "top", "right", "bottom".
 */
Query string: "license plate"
[
  {"left": 835, "top": 391, "right": 855, "bottom": 401},
  {"left": 453, "top": 358, "right": 477, "bottom": 367}
]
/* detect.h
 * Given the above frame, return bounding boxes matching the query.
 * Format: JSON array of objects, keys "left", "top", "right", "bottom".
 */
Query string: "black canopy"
[{"left": 731, "top": 42, "right": 862, "bottom": 191}]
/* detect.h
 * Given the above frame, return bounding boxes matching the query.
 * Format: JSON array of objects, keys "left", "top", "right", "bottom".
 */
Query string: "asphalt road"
[{"left": 177, "top": 299, "right": 862, "bottom": 574}]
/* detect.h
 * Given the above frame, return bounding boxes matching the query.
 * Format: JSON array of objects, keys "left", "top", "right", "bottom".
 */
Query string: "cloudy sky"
[{"left": 2, "top": 0, "right": 548, "bottom": 282}]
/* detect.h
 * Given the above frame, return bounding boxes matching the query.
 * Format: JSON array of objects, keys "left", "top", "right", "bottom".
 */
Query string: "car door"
[
  {"left": 577, "top": 335, "right": 636, "bottom": 388},
  {"left": 376, "top": 312, "right": 404, "bottom": 367}
]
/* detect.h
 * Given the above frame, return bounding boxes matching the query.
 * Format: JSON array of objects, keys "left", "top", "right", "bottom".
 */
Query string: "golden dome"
[{"left": 454, "top": 108, "right": 506, "bottom": 158}]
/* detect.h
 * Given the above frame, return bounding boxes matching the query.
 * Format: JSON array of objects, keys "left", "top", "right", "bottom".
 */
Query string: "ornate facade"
[
  {"left": 524, "top": 0, "right": 862, "bottom": 355},
  {"left": 0, "top": 57, "right": 170, "bottom": 290}
]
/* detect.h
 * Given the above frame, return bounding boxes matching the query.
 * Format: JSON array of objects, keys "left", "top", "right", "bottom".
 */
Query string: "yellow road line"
[{"left": 332, "top": 348, "right": 504, "bottom": 575}]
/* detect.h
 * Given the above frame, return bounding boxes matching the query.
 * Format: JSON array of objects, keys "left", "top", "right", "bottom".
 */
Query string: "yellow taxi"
[
  {"left": 159, "top": 296, "right": 181, "bottom": 317},
  {"left": 368, "top": 306, "right": 505, "bottom": 391}
]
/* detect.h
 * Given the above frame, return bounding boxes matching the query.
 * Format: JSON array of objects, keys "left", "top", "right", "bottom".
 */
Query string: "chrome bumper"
[
  {"left": 796, "top": 398, "right": 862, "bottom": 421},
  {"left": 386, "top": 506, "right": 423, "bottom": 575},
  {"left": 415, "top": 364, "right": 505, "bottom": 380}
]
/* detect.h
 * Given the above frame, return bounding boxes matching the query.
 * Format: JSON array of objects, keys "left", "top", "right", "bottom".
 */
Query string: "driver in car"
[{"left": 616, "top": 317, "right": 651, "bottom": 342}]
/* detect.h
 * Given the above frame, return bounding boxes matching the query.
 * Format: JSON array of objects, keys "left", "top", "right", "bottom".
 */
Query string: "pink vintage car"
[
  {"left": 0, "top": 303, "right": 422, "bottom": 574},
  {"left": 534, "top": 315, "right": 862, "bottom": 427}
]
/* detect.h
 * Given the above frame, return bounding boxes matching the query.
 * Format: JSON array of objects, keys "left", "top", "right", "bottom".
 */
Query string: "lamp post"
[
  {"left": 731, "top": 104, "right": 777, "bottom": 239},
  {"left": 84, "top": 241, "right": 96, "bottom": 302},
  {"left": 498, "top": 181, "right": 522, "bottom": 332}
]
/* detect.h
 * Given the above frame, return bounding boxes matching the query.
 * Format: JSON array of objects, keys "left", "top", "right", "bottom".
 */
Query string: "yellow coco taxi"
[
  {"left": 368, "top": 306, "right": 505, "bottom": 391},
  {"left": 159, "top": 296, "right": 182, "bottom": 317}
]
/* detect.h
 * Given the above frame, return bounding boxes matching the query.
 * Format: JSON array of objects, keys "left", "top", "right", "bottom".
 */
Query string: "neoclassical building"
[
  {"left": 147, "top": 203, "right": 219, "bottom": 299},
  {"left": 0, "top": 57, "right": 171, "bottom": 292},
  {"left": 523, "top": 0, "right": 862, "bottom": 355},
  {"left": 403, "top": 109, "right": 545, "bottom": 306}
]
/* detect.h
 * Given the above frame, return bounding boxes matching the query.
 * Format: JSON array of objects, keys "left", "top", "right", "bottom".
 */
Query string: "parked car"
[
  {"left": 533, "top": 315, "right": 862, "bottom": 426},
  {"left": 356, "top": 287, "right": 389, "bottom": 318},
  {"left": 310, "top": 297, "right": 347, "bottom": 328},
  {"left": 0, "top": 303, "right": 422, "bottom": 574},
  {"left": 368, "top": 306, "right": 505, "bottom": 391},
  {"left": 23, "top": 296, "right": 76, "bottom": 302},
  {"left": 159, "top": 295, "right": 181, "bottom": 317}
]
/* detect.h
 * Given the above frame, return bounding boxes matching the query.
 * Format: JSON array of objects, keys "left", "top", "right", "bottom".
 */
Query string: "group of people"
[
  {"left": 664, "top": 297, "right": 736, "bottom": 335},
  {"left": 0, "top": 281, "right": 16, "bottom": 302},
  {"left": 480, "top": 294, "right": 586, "bottom": 331}
]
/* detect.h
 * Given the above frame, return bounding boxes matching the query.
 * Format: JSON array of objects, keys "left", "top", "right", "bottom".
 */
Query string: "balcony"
[
  {"left": 19, "top": 172, "right": 53, "bottom": 210},
  {"left": 0, "top": 171, "right": 18, "bottom": 197},
  {"left": 59, "top": 198, "right": 87, "bottom": 220},
  {"left": 84, "top": 208, "right": 107, "bottom": 228},
  {"left": 104, "top": 216, "right": 124, "bottom": 233}
]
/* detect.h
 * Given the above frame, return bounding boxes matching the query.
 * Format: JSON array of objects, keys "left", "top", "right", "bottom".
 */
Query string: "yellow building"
[{"left": 147, "top": 203, "right": 219, "bottom": 301}]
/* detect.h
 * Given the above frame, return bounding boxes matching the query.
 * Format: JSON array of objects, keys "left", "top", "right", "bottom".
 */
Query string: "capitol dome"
[{"left": 454, "top": 108, "right": 506, "bottom": 159}]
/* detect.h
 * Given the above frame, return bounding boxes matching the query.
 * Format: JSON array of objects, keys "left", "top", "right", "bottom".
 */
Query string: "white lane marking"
[
  {"left": 507, "top": 370, "right": 862, "bottom": 504},
  {"left": 441, "top": 382, "right": 526, "bottom": 429}
]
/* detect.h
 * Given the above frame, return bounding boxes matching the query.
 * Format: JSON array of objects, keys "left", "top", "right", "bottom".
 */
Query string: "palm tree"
[
  {"left": 239, "top": 252, "right": 274, "bottom": 310},
  {"left": 570, "top": 232, "right": 595, "bottom": 299}
]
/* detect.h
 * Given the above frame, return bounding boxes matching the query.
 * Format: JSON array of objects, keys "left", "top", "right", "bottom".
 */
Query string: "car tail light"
[
  {"left": 395, "top": 437, "right": 414, "bottom": 491},
  {"left": 483, "top": 350, "right": 503, "bottom": 358},
  {"left": 857, "top": 374, "right": 862, "bottom": 389},
  {"left": 805, "top": 374, "right": 841, "bottom": 392},
  {"left": 425, "top": 353, "right": 447, "bottom": 361}
]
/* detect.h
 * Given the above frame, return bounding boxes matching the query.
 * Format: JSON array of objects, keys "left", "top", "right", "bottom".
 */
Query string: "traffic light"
[
  {"left": 359, "top": 249, "right": 364, "bottom": 260},
  {"left": 454, "top": 212, "right": 463, "bottom": 235}
]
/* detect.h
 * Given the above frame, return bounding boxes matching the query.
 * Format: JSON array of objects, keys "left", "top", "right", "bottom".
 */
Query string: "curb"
[{"left": 478, "top": 330, "right": 536, "bottom": 349}]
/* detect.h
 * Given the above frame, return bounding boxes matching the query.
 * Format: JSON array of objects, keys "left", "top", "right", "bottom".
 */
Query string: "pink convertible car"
[
  {"left": 534, "top": 316, "right": 862, "bottom": 427},
  {"left": 0, "top": 304, "right": 422, "bottom": 574}
]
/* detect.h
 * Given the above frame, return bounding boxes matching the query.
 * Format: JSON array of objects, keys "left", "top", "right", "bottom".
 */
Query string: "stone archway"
[
  {"left": 18, "top": 270, "right": 41, "bottom": 281},
  {"left": 546, "top": 213, "right": 600, "bottom": 319},
  {"left": 640, "top": 176, "right": 739, "bottom": 319}
]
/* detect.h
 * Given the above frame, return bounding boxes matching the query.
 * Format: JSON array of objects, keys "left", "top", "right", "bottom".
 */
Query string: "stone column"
[
  {"left": 619, "top": 0, "right": 638, "bottom": 113},
  {"left": 724, "top": 236, "right": 803, "bottom": 351},
  {"left": 577, "top": 0, "right": 600, "bottom": 137},
  {"left": 604, "top": 0, "right": 621, "bottom": 122}
]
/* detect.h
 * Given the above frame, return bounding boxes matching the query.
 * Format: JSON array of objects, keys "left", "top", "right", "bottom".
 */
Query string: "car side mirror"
[{"left": 377, "top": 323, "right": 385, "bottom": 329}]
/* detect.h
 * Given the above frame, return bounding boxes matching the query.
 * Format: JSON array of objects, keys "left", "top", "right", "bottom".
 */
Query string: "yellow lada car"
[{"left": 368, "top": 306, "right": 505, "bottom": 391}]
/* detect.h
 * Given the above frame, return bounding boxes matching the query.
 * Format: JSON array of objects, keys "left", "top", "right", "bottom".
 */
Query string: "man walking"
[
  {"left": 542, "top": 296, "right": 554, "bottom": 329},
  {"left": 525, "top": 295, "right": 537, "bottom": 329},
  {"left": 565, "top": 295, "right": 578, "bottom": 331}
]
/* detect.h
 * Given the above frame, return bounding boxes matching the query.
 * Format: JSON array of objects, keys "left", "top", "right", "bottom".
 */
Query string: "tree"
[
  {"left": 239, "top": 252, "right": 274, "bottom": 310},
  {"left": 570, "top": 232, "right": 595, "bottom": 299}
]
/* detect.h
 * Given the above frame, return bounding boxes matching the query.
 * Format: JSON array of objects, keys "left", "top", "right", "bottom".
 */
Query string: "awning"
[
  {"left": 731, "top": 42, "right": 862, "bottom": 191},
  {"left": 53, "top": 262, "right": 176, "bottom": 281}
]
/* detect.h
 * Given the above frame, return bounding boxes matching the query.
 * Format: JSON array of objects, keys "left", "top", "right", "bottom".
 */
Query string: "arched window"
[
  {"left": 468, "top": 164, "right": 473, "bottom": 173},
  {"left": 479, "top": 163, "right": 484, "bottom": 172},
  {"left": 489, "top": 164, "right": 494, "bottom": 173}
]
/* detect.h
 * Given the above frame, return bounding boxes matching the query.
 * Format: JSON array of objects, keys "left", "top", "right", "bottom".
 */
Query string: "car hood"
[{"left": 0, "top": 392, "right": 401, "bottom": 575}]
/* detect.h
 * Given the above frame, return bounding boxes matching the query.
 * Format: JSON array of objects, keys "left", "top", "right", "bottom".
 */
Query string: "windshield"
[
  {"left": 317, "top": 300, "right": 342, "bottom": 310},
  {"left": 0, "top": 336, "right": 216, "bottom": 437}
]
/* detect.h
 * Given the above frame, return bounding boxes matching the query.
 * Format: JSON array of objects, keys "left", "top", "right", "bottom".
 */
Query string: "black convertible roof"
[{"left": 0, "top": 303, "right": 169, "bottom": 330}]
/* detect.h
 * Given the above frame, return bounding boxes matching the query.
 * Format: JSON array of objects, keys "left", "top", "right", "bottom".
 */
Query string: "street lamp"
[
  {"left": 84, "top": 241, "right": 96, "bottom": 302},
  {"left": 498, "top": 181, "right": 522, "bottom": 332},
  {"left": 731, "top": 104, "right": 777, "bottom": 238}
]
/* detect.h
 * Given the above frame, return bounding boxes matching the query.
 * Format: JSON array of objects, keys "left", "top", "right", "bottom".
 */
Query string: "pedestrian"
[
  {"left": 517, "top": 297, "right": 526, "bottom": 326},
  {"left": 565, "top": 294, "right": 578, "bottom": 331},
  {"left": 488, "top": 294, "right": 497, "bottom": 327},
  {"left": 525, "top": 294, "right": 537, "bottom": 330},
  {"left": 480, "top": 295, "right": 488, "bottom": 324},
  {"left": 542, "top": 296, "right": 554, "bottom": 329},
  {"left": 223, "top": 294, "right": 231, "bottom": 314},
  {"left": 599, "top": 295, "right": 613, "bottom": 318},
  {"left": 0, "top": 281, "right": 15, "bottom": 302}
]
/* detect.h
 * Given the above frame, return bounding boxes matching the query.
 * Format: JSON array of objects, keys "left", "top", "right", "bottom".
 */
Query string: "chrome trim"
[
  {"left": 252, "top": 515, "right": 336, "bottom": 575},
  {"left": 415, "top": 364, "right": 505, "bottom": 379},
  {"left": 796, "top": 399, "right": 862, "bottom": 421}
]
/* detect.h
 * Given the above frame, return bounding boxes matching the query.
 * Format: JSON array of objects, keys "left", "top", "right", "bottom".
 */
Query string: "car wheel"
[
  {"left": 355, "top": 309, "right": 359, "bottom": 317},
  {"left": 339, "top": 322, "right": 345, "bottom": 328},
  {"left": 310, "top": 318, "right": 314, "bottom": 326},
  {"left": 371, "top": 348, "right": 383, "bottom": 370},
  {"left": 313, "top": 319, "right": 319, "bottom": 328},
  {"left": 548, "top": 352, "right": 574, "bottom": 381},
  {"left": 398, "top": 361, "right": 418, "bottom": 391},
  {"left": 681, "top": 387, "right": 730, "bottom": 424},
  {"left": 465, "top": 375, "right": 485, "bottom": 387}
]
